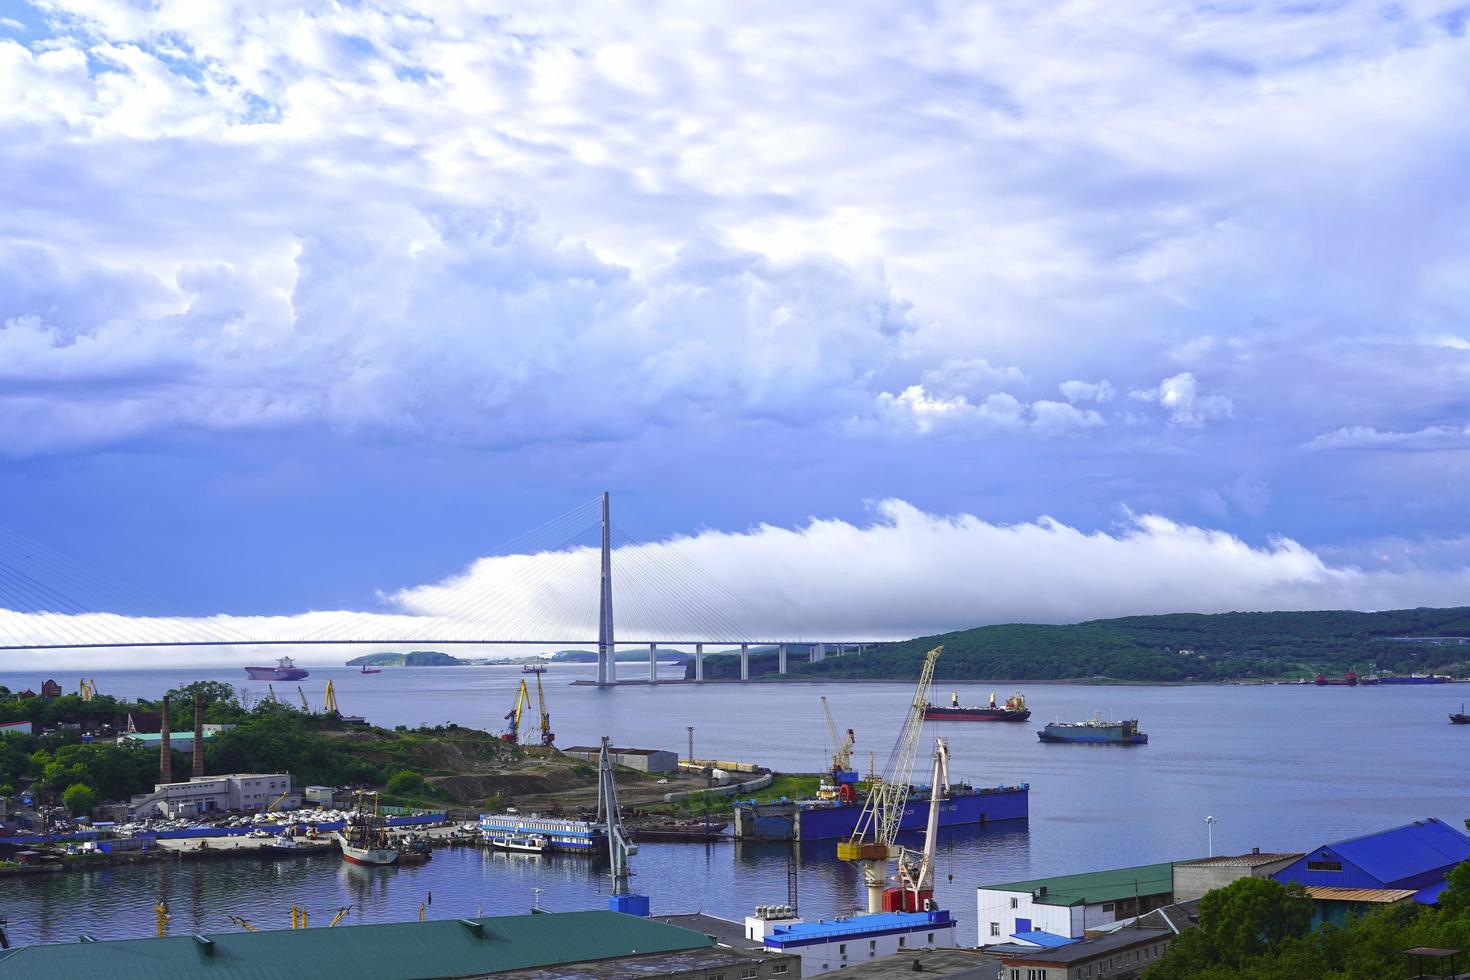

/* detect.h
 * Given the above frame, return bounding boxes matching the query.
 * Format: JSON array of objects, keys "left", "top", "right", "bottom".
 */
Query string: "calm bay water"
[{"left": 1, "top": 663, "right": 1467, "bottom": 946}]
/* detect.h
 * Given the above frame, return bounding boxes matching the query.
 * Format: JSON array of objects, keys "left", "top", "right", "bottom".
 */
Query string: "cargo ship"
[
  {"left": 924, "top": 691, "right": 1030, "bottom": 722},
  {"left": 478, "top": 812, "right": 607, "bottom": 853},
  {"left": 1314, "top": 670, "right": 1359, "bottom": 686},
  {"left": 1037, "top": 715, "right": 1147, "bottom": 745},
  {"left": 734, "top": 782, "right": 1028, "bottom": 841},
  {"left": 244, "top": 655, "right": 309, "bottom": 681},
  {"left": 1383, "top": 673, "right": 1452, "bottom": 685}
]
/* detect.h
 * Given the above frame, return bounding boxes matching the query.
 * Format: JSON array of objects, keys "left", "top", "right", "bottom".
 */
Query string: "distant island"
[
  {"left": 552, "top": 649, "right": 692, "bottom": 664},
  {"left": 346, "top": 651, "right": 468, "bottom": 667},
  {"left": 694, "top": 607, "right": 1470, "bottom": 683}
]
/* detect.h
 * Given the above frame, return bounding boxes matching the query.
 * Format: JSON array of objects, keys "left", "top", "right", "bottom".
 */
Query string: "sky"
[{"left": 3, "top": 1, "right": 1470, "bottom": 660}]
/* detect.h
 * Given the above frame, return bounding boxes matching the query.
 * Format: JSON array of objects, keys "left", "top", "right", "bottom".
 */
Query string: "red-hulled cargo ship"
[
  {"left": 923, "top": 691, "right": 1030, "bottom": 722},
  {"left": 1314, "top": 670, "right": 1359, "bottom": 687}
]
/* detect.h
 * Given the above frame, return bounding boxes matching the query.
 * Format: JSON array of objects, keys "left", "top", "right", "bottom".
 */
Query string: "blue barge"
[{"left": 734, "top": 783, "right": 1028, "bottom": 841}]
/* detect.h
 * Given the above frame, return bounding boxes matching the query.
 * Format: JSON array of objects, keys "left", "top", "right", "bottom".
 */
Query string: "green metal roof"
[
  {"left": 0, "top": 910, "right": 713, "bottom": 980},
  {"left": 980, "top": 862, "right": 1175, "bottom": 906}
]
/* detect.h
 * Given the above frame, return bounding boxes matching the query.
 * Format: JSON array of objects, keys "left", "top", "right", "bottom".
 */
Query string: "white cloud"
[
  {"left": 870, "top": 386, "right": 1101, "bottom": 437},
  {"left": 1129, "top": 372, "right": 1233, "bottom": 425},
  {"left": 1059, "top": 379, "right": 1115, "bottom": 404},
  {"left": 921, "top": 358, "right": 1027, "bottom": 398},
  {"left": 4, "top": 500, "right": 1469, "bottom": 662},
  {"left": 1306, "top": 424, "right": 1470, "bottom": 451}
]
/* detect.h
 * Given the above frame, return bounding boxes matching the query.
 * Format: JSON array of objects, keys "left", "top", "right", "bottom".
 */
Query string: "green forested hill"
[{"left": 696, "top": 607, "right": 1470, "bottom": 682}]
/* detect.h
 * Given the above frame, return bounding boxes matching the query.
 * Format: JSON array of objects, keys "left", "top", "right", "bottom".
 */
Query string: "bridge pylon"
[{"left": 597, "top": 491, "right": 615, "bottom": 687}]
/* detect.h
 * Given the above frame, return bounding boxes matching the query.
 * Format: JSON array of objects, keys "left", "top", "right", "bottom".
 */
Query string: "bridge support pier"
[
  {"left": 813, "top": 643, "right": 825, "bottom": 664},
  {"left": 695, "top": 644, "right": 704, "bottom": 682},
  {"left": 778, "top": 644, "right": 787, "bottom": 675},
  {"left": 649, "top": 643, "right": 657, "bottom": 684},
  {"left": 740, "top": 644, "right": 749, "bottom": 681}
]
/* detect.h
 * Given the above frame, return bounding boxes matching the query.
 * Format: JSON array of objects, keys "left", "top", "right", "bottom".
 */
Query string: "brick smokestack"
[
  {"left": 160, "top": 695, "right": 172, "bottom": 784},
  {"left": 193, "top": 694, "right": 205, "bottom": 778}
]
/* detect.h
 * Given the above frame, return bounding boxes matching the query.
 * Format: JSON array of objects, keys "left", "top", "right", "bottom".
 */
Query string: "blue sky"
[{"left": 3, "top": 1, "right": 1470, "bottom": 652}]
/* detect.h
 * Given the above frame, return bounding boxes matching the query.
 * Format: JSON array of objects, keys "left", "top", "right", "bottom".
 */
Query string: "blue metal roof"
[
  {"left": 763, "top": 911, "right": 953, "bottom": 948},
  {"left": 1415, "top": 880, "right": 1451, "bottom": 905},
  {"left": 1328, "top": 818, "right": 1470, "bottom": 888},
  {"left": 1012, "top": 930, "right": 1077, "bottom": 948}
]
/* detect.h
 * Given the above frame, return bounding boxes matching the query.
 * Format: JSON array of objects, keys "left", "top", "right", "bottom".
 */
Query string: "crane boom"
[
  {"left": 837, "top": 644, "right": 942, "bottom": 913},
  {"left": 324, "top": 679, "right": 339, "bottom": 715},
  {"left": 297, "top": 686, "right": 310, "bottom": 712},
  {"left": 896, "top": 737, "right": 949, "bottom": 909},
  {"left": 821, "top": 696, "right": 854, "bottom": 772},
  {"left": 535, "top": 672, "right": 554, "bottom": 745},
  {"left": 501, "top": 680, "right": 530, "bottom": 743}
]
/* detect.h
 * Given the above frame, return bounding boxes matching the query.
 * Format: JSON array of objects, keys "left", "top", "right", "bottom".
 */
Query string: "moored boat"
[
  {"left": 924, "top": 691, "right": 1030, "bottom": 722},
  {"left": 245, "top": 655, "right": 309, "bottom": 682},
  {"left": 487, "top": 834, "right": 548, "bottom": 854},
  {"left": 337, "top": 794, "right": 399, "bottom": 866},
  {"left": 1037, "top": 714, "right": 1147, "bottom": 745},
  {"left": 1452, "top": 704, "right": 1470, "bottom": 725},
  {"left": 521, "top": 664, "right": 547, "bottom": 674}
]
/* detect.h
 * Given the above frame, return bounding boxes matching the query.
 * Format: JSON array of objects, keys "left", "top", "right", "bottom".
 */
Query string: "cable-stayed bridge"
[{"left": 0, "top": 493, "right": 875, "bottom": 686}]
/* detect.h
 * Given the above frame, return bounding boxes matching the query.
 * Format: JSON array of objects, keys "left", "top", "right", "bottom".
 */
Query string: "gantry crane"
[
  {"left": 501, "top": 680, "right": 531, "bottom": 744},
  {"left": 894, "top": 737, "right": 949, "bottom": 912},
  {"left": 534, "top": 672, "right": 554, "bottom": 745},
  {"left": 820, "top": 696, "right": 858, "bottom": 802},
  {"left": 836, "top": 644, "right": 942, "bottom": 914}
]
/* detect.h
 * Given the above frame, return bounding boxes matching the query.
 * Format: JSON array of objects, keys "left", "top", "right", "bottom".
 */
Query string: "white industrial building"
[
  {"left": 750, "top": 905, "right": 956, "bottom": 975},
  {"left": 978, "top": 862, "right": 1176, "bottom": 944},
  {"left": 129, "top": 773, "right": 299, "bottom": 818},
  {"left": 563, "top": 745, "right": 679, "bottom": 773}
]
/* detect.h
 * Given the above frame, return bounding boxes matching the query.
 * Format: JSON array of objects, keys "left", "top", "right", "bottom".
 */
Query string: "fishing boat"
[
  {"left": 360, "top": 666, "right": 382, "bottom": 675},
  {"left": 1037, "top": 714, "right": 1148, "bottom": 745},
  {"left": 487, "top": 834, "right": 548, "bottom": 854},
  {"left": 924, "top": 691, "right": 1030, "bottom": 722},
  {"left": 1452, "top": 704, "right": 1470, "bottom": 725},
  {"left": 336, "top": 795, "right": 399, "bottom": 866},
  {"left": 245, "top": 655, "right": 309, "bottom": 681}
]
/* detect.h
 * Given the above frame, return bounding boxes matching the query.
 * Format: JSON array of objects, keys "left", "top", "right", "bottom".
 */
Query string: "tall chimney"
[
  {"left": 160, "top": 696, "right": 173, "bottom": 784},
  {"left": 193, "top": 694, "right": 205, "bottom": 778}
]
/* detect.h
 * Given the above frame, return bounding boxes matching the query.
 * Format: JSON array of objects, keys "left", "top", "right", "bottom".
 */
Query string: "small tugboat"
[
  {"left": 1451, "top": 704, "right": 1470, "bottom": 725},
  {"left": 360, "top": 665, "right": 382, "bottom": 675},
  {"left": 924, "top": 691, "right": 1030, "bottom": 722},
  {"left": 487, "top": 834, "right": 548, "bottom": 854},
  {"left": 1038, "top": 714, "right": 1148, "bottom": 745},
  {"left": 336, "top": 794, "right": 399, "bottom": 866},
  {"left": 245, "top": 655, "right": 309, "bottom": 681}
]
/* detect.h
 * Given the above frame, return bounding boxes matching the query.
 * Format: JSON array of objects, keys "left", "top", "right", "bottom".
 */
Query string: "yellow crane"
[
  {"left": 297, "top": 686, "right": 310, "bottom": 712},
  {"left": 534, "top": 671, "right": 554, "bottom": 745},
  {"left": 837, "top": 645, "right": 942, "bottom": 914},
  {"left": 820, "top": 695, "right": 858, "bottom": 803},
  {"left": 79, "top": 678, "right": 98, "bottom": 701},
  {"left": 323, "top": 679, "right": 339, "bottom": 715},
  {"left": 328, "top": 906, "right": 352, "bottom": 928},
  {"left": 500, "top": 679, "right": 530, "bottom": 744}
]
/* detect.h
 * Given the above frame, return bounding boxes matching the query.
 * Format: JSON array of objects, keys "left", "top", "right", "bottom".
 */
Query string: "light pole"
[{"left": 1204, "top": 815, "right": 1216, "bottom": 857}]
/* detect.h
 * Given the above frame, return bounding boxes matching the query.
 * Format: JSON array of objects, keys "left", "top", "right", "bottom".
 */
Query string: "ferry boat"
[
  {"left": 487, "top": 834, "right": 548, "bottom": 854},
  {"left": 245, "top": 655, "right": 309, "bottom": 681},
  {"left": 1037, "top": 715, "right": 1148, "bottom": 745},
  {"left": 477, "top": 812, "right": 606, "bottom": 853},
  {"left": 924, "top": 691, "right": 1030, "bottom": 722}
]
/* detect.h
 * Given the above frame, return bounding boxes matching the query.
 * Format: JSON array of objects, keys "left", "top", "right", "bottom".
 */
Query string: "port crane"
[
  {"left": 323, "top": 679, "right": 339, "bottom": 715},
  {"left": 78, "top": 678, "right": 98, "bottom": 701},
  {"left": 596, "top": 735, "right": 647, "bottom": 915},
  {"left": 501, "top": 679, "right": 531, "bottom": 744},
  {"left": 297, "top": 686, "right": 310, "bottom": 712},
  {"left": 837, "top": 644, "right": 942, "bottom": 914},
  {"left": 534, "top": 671, "right": 554, "bottom": 745},
  {"left": 820, "top": 696, "right": 857, "bottom": 803},
  {"left": 895, "top": 737, "right": 948, "bottom": 912}
]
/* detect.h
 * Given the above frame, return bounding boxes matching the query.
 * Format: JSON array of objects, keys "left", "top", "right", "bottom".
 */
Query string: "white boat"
[
  {"left": 487, "top": 834, "right": 548, "bottom": 854},
  {"left": 336, "top": 831, "right": 400, "bottom": 866}
]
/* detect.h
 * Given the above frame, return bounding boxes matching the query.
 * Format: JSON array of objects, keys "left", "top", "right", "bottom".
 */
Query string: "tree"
[
  {"left": 386, "top": 770, "right": 425, "bottom": 795},
  {"left": 62, "top": 782, "right": 96, "bottom": 817},
  {"left": 1147, "top": 877, "right": 1313, "bottom": 978}
]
